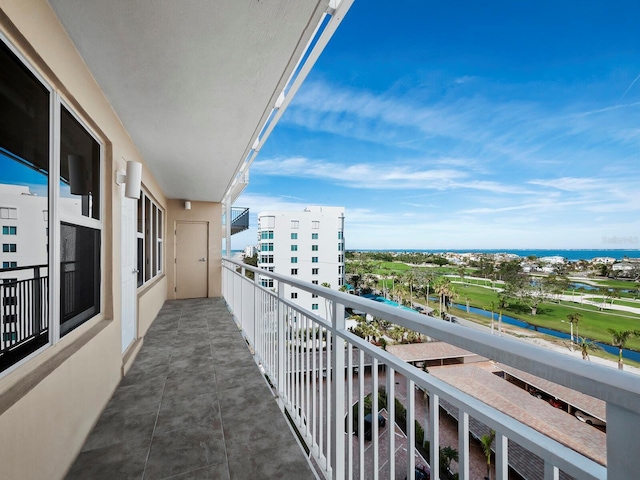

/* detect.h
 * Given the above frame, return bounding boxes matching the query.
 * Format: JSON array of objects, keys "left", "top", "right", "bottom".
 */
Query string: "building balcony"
[{"left": 230, "top": 207, "right": 250, "bottom": 236}]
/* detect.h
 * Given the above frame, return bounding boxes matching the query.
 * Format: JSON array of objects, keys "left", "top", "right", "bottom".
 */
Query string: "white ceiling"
[{"left": 48, "top": 0, "right": 333, "bottom": 202}]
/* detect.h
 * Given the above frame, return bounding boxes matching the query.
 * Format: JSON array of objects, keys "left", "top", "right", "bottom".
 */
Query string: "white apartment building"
[{"left": 257, "top": 206, "right": 345, "bottom": 319}]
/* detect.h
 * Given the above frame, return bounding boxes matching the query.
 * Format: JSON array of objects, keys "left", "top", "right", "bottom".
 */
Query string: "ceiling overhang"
[{"left": 47, "top": 0, "right": 353, "bottom": 203}]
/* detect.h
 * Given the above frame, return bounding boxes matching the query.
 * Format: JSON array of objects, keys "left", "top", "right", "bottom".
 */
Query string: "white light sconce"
[
  {"left": 184, "top": 201, "right": 192, "bottom": 210},
  {"left": 116, "top": 161, "right": 143, "bottom": 199}
]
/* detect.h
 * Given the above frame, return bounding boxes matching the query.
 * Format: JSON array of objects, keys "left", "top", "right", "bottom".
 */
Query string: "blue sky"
[{"left": 234, "top": 1, "right": 640, "bottom": 250}]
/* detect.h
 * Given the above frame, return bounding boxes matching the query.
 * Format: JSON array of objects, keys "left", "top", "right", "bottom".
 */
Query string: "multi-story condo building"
[{"left": 257, "top": 206, "right": 345, "bottom": 319}]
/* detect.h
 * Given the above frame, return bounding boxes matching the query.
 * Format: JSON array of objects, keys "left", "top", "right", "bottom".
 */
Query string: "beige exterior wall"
[
  {"left": 166, "top": 199, "right": 223, "bottom": 299},
  {"left": 0, "top": 1, "right": 199, "bottom": 478}
]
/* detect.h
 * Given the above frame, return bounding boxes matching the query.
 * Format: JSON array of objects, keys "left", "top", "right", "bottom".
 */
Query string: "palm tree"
[
  {"left": 434, "top": 277, "right": 456, "bottom": 320},
  {"left": 566, "top": 312, "right": 582, "bottom": 348},
  {"left": 487, "top": 301, "right": 496, "bottom": 334},
  {"left": 480, "top": 430, "right": 495, "bottom": 480},
  {"left": 403, "top": 268, "right": 417, "bottom": 308},
  {"left": 575, "top": 336, "right": 601, "bottom": 361},
  {"left": 607, "top": 328, "right": 639, "bottom": 370},
  {"left": 441, "top": 445, "right": 458, "bottom": 473}
]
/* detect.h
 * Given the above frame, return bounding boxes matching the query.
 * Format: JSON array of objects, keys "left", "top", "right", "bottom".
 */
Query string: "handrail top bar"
[
  {"left": 223, "top": 257, "right": 640, "bottom": 412},
  {"left": 0, "top": 264, "right": 48, "bottom": 273}
]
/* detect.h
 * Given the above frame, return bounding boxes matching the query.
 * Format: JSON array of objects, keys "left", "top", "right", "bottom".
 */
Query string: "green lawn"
[
  {"left": 582, "top": 297, "right": 640, "bottom": 309},
  {"left": 453, "top": 284, "right": 640, "bottom": 351}
]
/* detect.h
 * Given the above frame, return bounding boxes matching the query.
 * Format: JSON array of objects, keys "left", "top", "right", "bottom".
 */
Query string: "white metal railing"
[{"left": 223, "top": 257, "right": 640, "bottom": 480}]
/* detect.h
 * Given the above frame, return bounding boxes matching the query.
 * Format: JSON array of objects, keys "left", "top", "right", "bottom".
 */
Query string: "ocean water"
[{"left": 357, "top": 249, "right": 639, "bottom": 262}]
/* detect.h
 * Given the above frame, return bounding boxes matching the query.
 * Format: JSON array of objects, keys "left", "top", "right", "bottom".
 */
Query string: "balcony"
[
  {"left": 230, "top": 207, "right": 250, "bottom": 235},
  {"left": 65, "top": 256, "right": 639, "bottom": 479}
]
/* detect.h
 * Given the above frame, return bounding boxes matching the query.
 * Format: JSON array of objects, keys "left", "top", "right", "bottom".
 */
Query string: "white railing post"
[
  {"left": 458, "top": 411, "right": 469, "bottom": 479},
  {"left": 496, "top": 432, "right": 508, "bottom": 480},
  {"left": 276, "top": 284, "right": 286, "bottom": 401},
  {"left": 607, "top": 403, "right": 640, "bottom": 479},
  {"left": 429, "top": 393, "right": 439, "bottom": 480},
  {"left": 331, "top": 300, "right": 346, "bottom": 479}
]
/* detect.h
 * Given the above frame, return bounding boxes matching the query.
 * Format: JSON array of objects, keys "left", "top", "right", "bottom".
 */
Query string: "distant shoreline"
[{"left": 346, "top": 248, "right": 639, "bottom": 262}]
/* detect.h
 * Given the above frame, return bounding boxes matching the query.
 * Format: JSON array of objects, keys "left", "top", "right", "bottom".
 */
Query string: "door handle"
[
  {"left": 132, "top": 269, "right": 139, "bottom": 274},
  {"left": 199, "top": 258, "right": 207, "bottom": 262}
]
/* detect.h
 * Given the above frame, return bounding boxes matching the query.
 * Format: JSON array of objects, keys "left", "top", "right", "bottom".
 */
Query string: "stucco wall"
[
  {"left": 0, "top": 1, "right": 168, "bottom": 478},
  {"left": 166, "top": 199, "right": 223, "bottom": 299}
]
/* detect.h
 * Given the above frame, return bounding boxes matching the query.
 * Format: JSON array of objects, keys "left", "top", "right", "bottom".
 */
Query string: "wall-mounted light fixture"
[
  {"left": 116, "top": 161, "right": 143, "bottom": 199},
  {"left": 185, "top": 201, "right": 192, "bottom": 210}
]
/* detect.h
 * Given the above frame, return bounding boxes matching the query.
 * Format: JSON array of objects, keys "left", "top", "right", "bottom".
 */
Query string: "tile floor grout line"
[{"left": 140, "top": 304, "right": 181, "bottom": 480}]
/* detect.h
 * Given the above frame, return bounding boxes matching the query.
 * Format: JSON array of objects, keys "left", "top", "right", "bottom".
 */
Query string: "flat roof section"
[
  {"left": 497, "top": 364, "right": 606, "bottom": 422},
  {"left": 386, "top": 341, "right": 484, "bottom": 363},
  {"left": 430, "top": 364, "right": 606, "bottom": 467}
]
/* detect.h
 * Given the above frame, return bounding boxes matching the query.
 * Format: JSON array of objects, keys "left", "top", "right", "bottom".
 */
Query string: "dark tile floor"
[{"left": 66, "top": 298, "right": 315, "bottom": 480}]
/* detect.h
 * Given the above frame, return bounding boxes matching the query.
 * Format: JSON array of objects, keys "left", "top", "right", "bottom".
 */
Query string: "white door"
[{"left": 121, "top": 194, "right": 137, "bottom": 353}]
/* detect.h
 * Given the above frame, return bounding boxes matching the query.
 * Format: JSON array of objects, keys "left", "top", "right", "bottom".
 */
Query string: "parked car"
[
  {"left": 405, "top": 464, "right": 430, "bottom": 480},
  {"left": 575, "top": 410, "right": 606, "bottom": 427},
  {"left": 362, "top": 413, "right": 386, "bottom": 441}
]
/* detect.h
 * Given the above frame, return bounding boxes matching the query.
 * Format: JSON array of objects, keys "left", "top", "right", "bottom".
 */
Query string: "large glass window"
[
  {"left": 136, "top": 190, "right": 164, "bottom": 287},
  {"left": 1, "top": 35, "right": 107, "bottom": 371},
  {"left": 59, "top": 105, "right": 101, "bottom": 336},
  {"left": 0, "top": 39, "right": 50, "bottom": 372}
]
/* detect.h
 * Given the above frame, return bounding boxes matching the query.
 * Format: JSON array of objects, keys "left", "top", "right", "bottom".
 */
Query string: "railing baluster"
[
  {"left": 347, "top": 342, "right": 354, "bottom": 480},
  {"left": 387, "top": 367, "right": 395, "bottom": 480},
  {"left": 330, "top": 300, "right": 345, "bottom": 478},
  {"left": 544, "top": 460, "right": 559, "bottom": 480},
  {"left": 496, "top": 431, "right": 508, "bottom": 480},
  {"left": 429, "top": 393, "right": 439, "bottom": 480},
  {"left": 372, "top": 357, "right": 379, "bottom": 480},
  {"left": 458, "top": 410, "right": 470, "bottom": 479},
  {"left": 358, "top": 349, "right": 365, "bottom": 480},
  {"left": 407, "top": 378, "right": 415, "bottom": 480}
]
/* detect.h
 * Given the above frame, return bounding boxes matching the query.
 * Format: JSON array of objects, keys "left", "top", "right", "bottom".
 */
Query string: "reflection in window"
[
  {"left": 0, "top": 40, "right": 50, "bottom": 371},
  {"left": 60, "top": 223, "right": 100, "bottom": 335},
  {"left": 60, "top": 106, "right": 100, "bottom": 220}
]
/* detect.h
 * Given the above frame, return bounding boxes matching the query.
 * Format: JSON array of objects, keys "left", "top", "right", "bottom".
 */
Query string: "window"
[
  {"left": 260, "top": 255, "right": 274, "bottom": 264},
  {"left": 312, "top": 257, "right": 318, "bottom": 263},
  {"left": 312, "top": 304, "right": 319, "bottom": 310},
  {"left": 291, "top": 292, "right": 298, "bottom": 299},
  {"left": 0, "top": 207, "right": 18, "bottom": 219},
  {"left": 291, "top": 233, "right": 298, "bottom": 239},
  {"left": 261, "top": 230, "right": 274, "bottom": 240},
  {"left": 312, "top": 233, "right": 318, "bottom": 240},
  {"left": 312, "top": 268, "right": 319, "bottom": 275},
  {"left": 291, "top": 245, "right": 298, "bottom": 251},
  {"left": 312, "top": 280, "right": 318, "bottom": 285},
  {"left": 291, "top": 220, "right": 299, "bottom": 229},
  {"left": 291, "top": 268, "right": 298, "bottom": 275},
  {"left": 0, "top": 39, "right": 51, "bottom": 370},
  {"left": 312, "top": 245, "right": 318, "bottom": 251},
  {"left": 339, "top": 266, "right": 344, "bottom": 274},
  {"left": 261, "top": 278, "right": 274, "bottom": 288},
  {"left": 291, "top": 257, "right": 298, "bottom": 263},
  {"left": 136, "top": 191, "right": 164, "bottom": 286},
  {"left": 338, "top": 277, "right": 344, "bottom": 286},
  {"left": 312, "top": 221, "right": 320, "bottom": 229},
  {"left": 261, "top": 243, "right": 274, "bottom": 251},
  {"left": 338, "top": 243, "right": 344, "bottom": 251},
  {"left": 338, "top": 231, "right": 343, "bottom": 239},
  {"left": 312, "top": 294, "right": 318, "bottom": 298}
]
